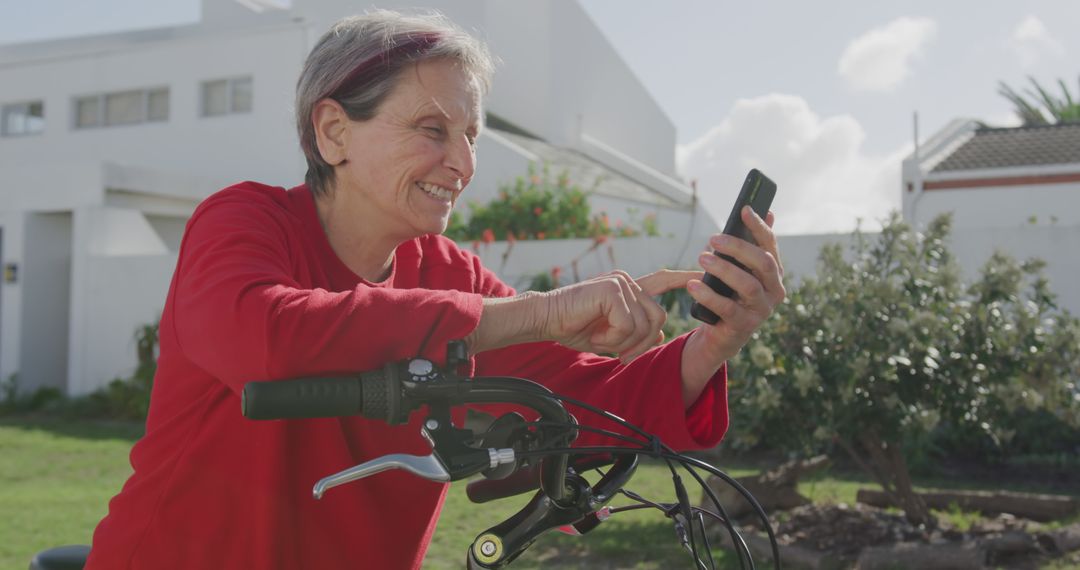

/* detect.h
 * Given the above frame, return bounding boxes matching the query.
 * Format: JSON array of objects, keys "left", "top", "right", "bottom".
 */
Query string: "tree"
[
  {"left": 725, "top": 213, "right": 1080, "bottom": 527},
  {"left": 998, "top": 76, "right": 1080, "bottom": 125}
]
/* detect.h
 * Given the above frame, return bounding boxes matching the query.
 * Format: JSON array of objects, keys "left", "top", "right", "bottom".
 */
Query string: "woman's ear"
[{"left": 312, "top": 99, "right": 350, "bottom": 166}]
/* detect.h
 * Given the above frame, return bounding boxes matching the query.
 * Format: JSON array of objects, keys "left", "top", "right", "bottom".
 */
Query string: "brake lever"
[
  {"left": 313, "top": 454, "right": 450, "bottom": 499},
  {"left": 313, "top": 410, "right": 520, "bottom": 499}
]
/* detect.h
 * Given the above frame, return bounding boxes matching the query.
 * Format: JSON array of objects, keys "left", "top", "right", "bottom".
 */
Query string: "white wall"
[
  {"left": 0, "top": 160, "right": 104, "bottom": 211},
  {"left": 548, "top": 1, "right": 677, "bottom": 176},
  {"left": 910, "top": 181, "right": 1080, "bottom": 231},
  {"left": 18, "top": 213, "right": 72, "bottom": 394},
  {"left": 465, "top": 130, "right": 537, "bottom": 207},
  {"left": 74, "top": 253, "right": 176, "bottom": 396},
  {"left": 479, "top": 1, "right": 677, "bottom": 176},
  {"left": 0, "top": 213, "right": 24, "bottom": 386},
  {"left": 67, "top": 206, "right": 174, "bottom": 395}
]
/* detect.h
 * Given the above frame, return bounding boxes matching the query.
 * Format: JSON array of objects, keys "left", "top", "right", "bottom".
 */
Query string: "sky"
[{"left": 2, "top": 1, "right": 1078, "bottom": 234}]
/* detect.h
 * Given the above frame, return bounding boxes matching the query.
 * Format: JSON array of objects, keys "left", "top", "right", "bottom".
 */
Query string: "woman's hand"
[
  {"left": 681, "top": 207, "right": 785, "bottom": 404},
  {"left": 466, "top": 270, "right": 696, "bottom": 362},
  {"left": 542, "top": 270, "right": 697, "bottom": 362}
]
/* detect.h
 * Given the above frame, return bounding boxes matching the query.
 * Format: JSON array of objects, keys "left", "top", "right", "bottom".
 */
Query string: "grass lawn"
[
  {"left": 2, "top": 415, "right": 1077, "bottom": 569},
  {"left": 0, "top": 415, "right": 143, "bottom": 570}
]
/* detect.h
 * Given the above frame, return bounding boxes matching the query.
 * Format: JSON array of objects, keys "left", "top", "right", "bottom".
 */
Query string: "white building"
[
  {"left": 899, "top": 120, "right": 1080, "bottom": 311},
  {"left": 778, "top": 120, "right": 1080, "bottom": 317},
  {"left": 0, "top": 0, "right": 717, "bottom": 396}
]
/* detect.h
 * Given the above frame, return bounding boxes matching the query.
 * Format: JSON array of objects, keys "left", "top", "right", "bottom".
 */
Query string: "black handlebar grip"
[
  {"left": 242, "top": 376, "right": 364, "bottom": 420},
  {"left": 466, "top": 464, "right": 543, "bottom": 503}
]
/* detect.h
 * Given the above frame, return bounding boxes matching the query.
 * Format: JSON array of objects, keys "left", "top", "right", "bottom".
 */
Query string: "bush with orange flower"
[{"left": 444, "top": 163, "right": 659, "bottom": 242}]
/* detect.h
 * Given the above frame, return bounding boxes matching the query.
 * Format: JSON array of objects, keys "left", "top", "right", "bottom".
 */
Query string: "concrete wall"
[
  {"left": 17, "top": 213, "right": 72, "bottom": 394},
  {"left": 0, "top": 213, "right": 24, "bottom": 386},
  {"left": 67, "top": 206, "right": 174, "bottom": 395},
  {"left": 74, "top": 253, "right": 175, "bottom": 396},
  {"left": 481, "top": 1, "right": 676, "bottom": 175},
  {"left": 909, "top": 180, "right": 1080, "bottom": 231}
]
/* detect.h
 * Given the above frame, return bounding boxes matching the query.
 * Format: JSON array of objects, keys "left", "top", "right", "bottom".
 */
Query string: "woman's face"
[{"left": 336, "top": 58, "right": 481, "bottom": 241}]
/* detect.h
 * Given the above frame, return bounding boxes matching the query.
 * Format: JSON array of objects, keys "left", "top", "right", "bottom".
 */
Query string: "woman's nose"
[{"left": 444, "top": 135, "right": 476, "bottom": 184}]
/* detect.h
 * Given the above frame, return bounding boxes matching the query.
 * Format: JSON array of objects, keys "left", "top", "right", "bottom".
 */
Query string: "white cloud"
[
  {"left": 837, "top": 17, "right": 937, "bottom": 92},
  {"left": 1008, "top": 15, "right": 1065, "bottom": 67},
  {"left": 984, "top": 111, "right": 1024, "bottom": 129},
  {"left": 677, "top": 94, "right": 909, "bottom": 236}
]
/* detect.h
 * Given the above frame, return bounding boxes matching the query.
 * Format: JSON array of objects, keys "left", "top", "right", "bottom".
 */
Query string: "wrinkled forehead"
[{"left": 395, "top": 59, "right": 483, "bottom": 126}]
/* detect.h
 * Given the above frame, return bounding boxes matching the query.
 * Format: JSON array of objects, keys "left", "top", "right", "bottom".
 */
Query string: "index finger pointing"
[{"left": 635, "top": 269, "right": 699, "bottom": 296}]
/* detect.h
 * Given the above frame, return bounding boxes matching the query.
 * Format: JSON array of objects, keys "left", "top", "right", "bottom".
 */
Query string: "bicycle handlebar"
[
  {"left": 240, "top": 341, "right": 776, "bottom": 569},
  {"left": 241, "top": 344, "right": 579, "bottom": 507}
]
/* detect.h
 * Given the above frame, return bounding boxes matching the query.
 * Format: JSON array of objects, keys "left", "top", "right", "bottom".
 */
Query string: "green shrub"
[
  {"left": 83, "top": 321, "right": 158, "bottom": 419},
  {"left": 445, "top": 163, "right": 659, "bottom": 243},
  {"left": 0, "top": 321, "right": 160, "bottom": 420},
  {"left": 723, "top": 213, "right": 1080, "bottom": 525}
]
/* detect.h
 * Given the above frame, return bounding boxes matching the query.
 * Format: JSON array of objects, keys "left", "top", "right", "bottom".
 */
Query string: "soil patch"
[{"left": 712, "top": 502, "right": 1080, "bottom": 569}]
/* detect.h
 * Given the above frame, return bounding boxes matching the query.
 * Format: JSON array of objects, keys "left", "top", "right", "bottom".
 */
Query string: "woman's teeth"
[{"left": 418, "top": 182, "right": 452, "bottom": 200}]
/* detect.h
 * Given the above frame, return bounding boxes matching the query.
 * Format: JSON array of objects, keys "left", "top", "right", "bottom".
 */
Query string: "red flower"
[
  {"left": 536, "top": 232, "right": 546, "bottom": 240},
  {"left": 482, "top": 229, "right": 495, "bottom": 244},
  {"left": 533, "top": 206, "right": 543, "bottom": 215}
]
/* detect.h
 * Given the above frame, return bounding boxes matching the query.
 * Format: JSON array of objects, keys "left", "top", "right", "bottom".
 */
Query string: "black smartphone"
[{"left": 690, "top": 169, "right": 777, "bottom": 325}]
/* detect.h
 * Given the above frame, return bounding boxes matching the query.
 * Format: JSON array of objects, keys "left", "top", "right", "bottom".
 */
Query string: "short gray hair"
[{"left": 296, "top": 10, "right": 496, "bottom": 196}]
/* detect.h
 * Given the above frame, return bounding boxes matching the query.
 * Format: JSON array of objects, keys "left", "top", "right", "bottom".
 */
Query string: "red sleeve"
[
  {"left": 169, "top": 193, "right": 483, "bottom": 390},
  {"left": 468, "top": 259, "right": 728, "bottom": 452},
  {"left": 474, "top": 336, "right": 728, "bottom": 452}
]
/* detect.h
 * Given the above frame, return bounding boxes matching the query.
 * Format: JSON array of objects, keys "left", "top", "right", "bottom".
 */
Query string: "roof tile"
[{"left": 931, "top": 122, "right": 1080, "bottom": 172}]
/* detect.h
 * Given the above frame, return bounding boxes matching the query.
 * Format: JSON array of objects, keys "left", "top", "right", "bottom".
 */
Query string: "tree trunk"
[
  {"left": 857, "top": 488, "right": 1080, "bottom": 522},
  {"left": 840, "top": 431, "right": 935, "bottom": 527}
]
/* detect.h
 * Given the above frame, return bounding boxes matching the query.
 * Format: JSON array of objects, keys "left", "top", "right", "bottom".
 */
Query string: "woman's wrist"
[
  {"left": 464, "top": 291, "right": 551, "bottom": 355},
  {"left": 680, "top": 328, "right": 727, "bottom": 407}
]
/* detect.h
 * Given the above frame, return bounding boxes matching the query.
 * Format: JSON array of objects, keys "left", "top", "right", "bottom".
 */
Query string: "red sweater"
[{"left": 85, "top": 182, "right": 728, "bottom": 570}]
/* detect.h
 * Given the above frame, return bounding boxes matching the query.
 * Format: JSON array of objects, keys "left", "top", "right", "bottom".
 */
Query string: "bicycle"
[{"left": 30, "top": 341, "right": 780, "bottom": 569}]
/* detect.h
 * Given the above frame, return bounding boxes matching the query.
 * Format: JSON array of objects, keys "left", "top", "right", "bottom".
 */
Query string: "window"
[
  {"left": 105, "top": 91, "right": 143, "bottom": 125},
  {"left": 75, "top": 96, "right": 100, "bottom": 128},
  {"left": 2, "top": 101, "right": 45, "bottom": 136},
  {"left": 73, "top": 87, "right": 170, "bottom": 129},
  {"left": 147, "top": 88, "right": 169, "bottom": 122},
  {"left": 201, "top": 76, "right": 253, "bottom": 117}
]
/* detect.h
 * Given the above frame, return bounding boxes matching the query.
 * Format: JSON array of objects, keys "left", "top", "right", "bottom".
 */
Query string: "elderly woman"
[{"left": 85, "top": 10, "right": 783, "bottom": 570}]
